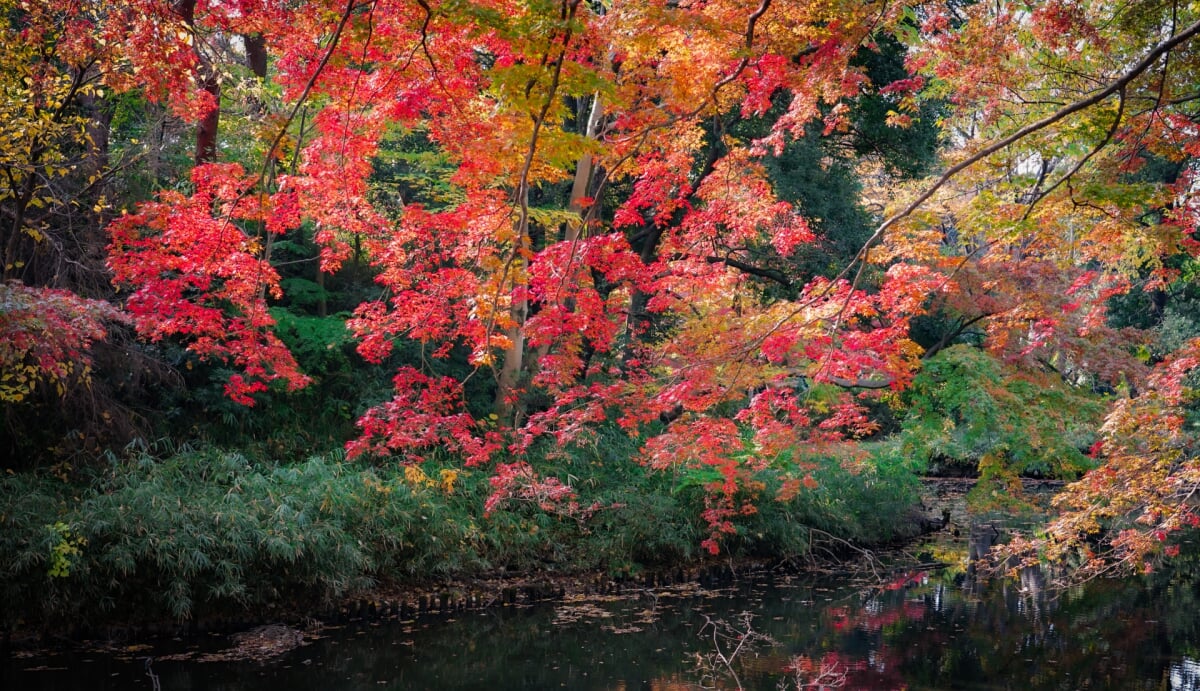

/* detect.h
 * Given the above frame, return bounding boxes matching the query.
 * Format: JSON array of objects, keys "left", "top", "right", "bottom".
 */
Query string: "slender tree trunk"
[
  {"left": 495, "top": 235, "right": 530, "bottom": 423},
  {"left": 566, "top": 93, "right": 604, "bottom": 240},
  {"left": 174, "top": 0, "right": 220, "bottom": 165},
  {"left": 80, "top": 92, "right": 113, "bottom": 178},
  {"left": 528, "top": 94, "right": 605, "bottom": 378}
]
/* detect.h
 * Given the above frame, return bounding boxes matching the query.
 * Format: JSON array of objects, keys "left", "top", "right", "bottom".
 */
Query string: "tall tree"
[{"left": 12, "top": 0, "right": 1187, "bottom": 563}]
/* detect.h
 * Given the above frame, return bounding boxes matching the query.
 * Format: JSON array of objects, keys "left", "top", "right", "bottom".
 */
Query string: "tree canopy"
[{"left": 3, "top": 0, "right": 1200, "bottom": 575}]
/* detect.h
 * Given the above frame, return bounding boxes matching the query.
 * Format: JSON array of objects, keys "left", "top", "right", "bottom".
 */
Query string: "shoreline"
[{"left": 4, "top": 475, "right": 1067, "bottom": 657}]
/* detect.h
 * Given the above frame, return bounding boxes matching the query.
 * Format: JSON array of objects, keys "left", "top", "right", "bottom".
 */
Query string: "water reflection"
[
  {"left": 1171, "top": 657, "right": 1200, "bottom": 691},
  {"left": 8, "top": 542, "right": 1200, "bottom": 690}
]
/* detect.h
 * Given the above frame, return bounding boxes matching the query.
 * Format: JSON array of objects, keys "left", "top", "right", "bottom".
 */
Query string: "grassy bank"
[{"left": 0, "top": 437, "right": 922, "bottom": 632}]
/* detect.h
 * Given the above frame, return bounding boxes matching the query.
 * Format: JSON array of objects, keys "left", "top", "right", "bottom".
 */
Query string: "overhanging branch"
[{"left": 850, "top": 17, "right": 1200, "bottom": 271}]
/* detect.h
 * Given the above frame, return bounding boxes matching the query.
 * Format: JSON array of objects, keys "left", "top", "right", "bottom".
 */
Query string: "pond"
[{"left": 7, "top": 506, "right": 1200, "bottom": 690}]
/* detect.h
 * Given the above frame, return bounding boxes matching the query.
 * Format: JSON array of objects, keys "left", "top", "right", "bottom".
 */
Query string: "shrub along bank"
[{"left": 0, "top": 436, "right": 922, "bottom": 633}]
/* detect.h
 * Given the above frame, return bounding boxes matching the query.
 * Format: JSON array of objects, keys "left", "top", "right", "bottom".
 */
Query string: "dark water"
[
  {"left": 7, "top": 564, "right": 1200, "bottom": 690},
  {"left": 7, "top": 517, "right": 1200, "bottom": 690}
]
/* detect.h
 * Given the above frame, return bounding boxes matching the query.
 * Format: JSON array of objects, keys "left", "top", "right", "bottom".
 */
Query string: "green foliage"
[
  {"left": 0, "top": 449, "right": 459, "bottom": 625},
  {"left": 278, "top": 277, "right": 332, "bottom": 310},
  {"left": 1154, "top": 304, "right": 1200, "bottom": 360},
  {"left": 790, "top": 443, "right": 923, "bottom": 542},
  {"left": 271, "top": 309, "right": 356, "bottom": 374},
  {"left": 156, "top": 310, "right": 387, "bottom": 458},
  {"left": 529, "top": 427, "right": 703, "bottom": 572},
  {"left": 371, "top": 126, "right": 461, "bottom": 211},
  {"left": 46, "top": 521, "right": 84, "bottom": 579},
  {"left": 896, "top": 345, "right": 1104, "bottom": 480},
  {"left": 105, "top": 92, "right": 196, "bottom": 202},
  {"left": 0, "top": 429, "right": 928, "bottom": 628},
  {"left": 849, "top": 33, "right": 944, "bottom": 179},
  {"left": 763, "top": 131, "right": 876, "bottom": 282}
]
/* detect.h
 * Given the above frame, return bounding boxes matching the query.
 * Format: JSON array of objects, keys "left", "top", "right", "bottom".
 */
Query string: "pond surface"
[{"left": 7, "top": 512, "right": 1200, "bottom": 690}]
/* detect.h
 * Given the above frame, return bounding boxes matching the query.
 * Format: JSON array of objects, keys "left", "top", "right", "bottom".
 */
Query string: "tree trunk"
[
  {"left": 3, "top": 147, "right": 43, "bottom": 282},
  {"left": 495, "top": 194, "right": 531, "bottom": 422},
  {"left": 527, "top": 94, "right": 605, "bottom": 380},
  {"left": 194, "top": 75, "right": 220, "bottom": 164},
  {"left": 566, "top": 93, "right": 604, "bottom": 239},
  {"left": 622, "top": 224, "right": 663, "bottom": 364},
  {"left": 243, "top": 34, "right": 268, "bottom": 79},
  {"left": 80, "top": 92, "right": 113, "bottom": 179},
  {"left": 174, "top": 0, "right": 220, "bottom": 165},
  {"left": 495, "top": 294, "right": 528, "bottom": 423}
]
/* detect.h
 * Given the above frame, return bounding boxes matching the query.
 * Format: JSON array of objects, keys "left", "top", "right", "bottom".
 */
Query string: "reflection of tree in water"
[
  {"left": 714, "top": 519, "right": 1200, "bottom": 690},
  {"left": 864, "top": 563, "right": 1186, "bottom": 689},
  {"left": 14, "top": 542, "right": 1200, "bottom": 690},
  {"left": 1171, "top": 657, "right": 1200, "bottom": 691}
]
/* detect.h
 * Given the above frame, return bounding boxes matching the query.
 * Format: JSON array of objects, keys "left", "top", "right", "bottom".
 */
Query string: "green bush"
[
  {"left": 895, "top": 345, "right": 1104, "bottom": 479},
  {"left": 0, "top": 432, "right": 927, "bottom": 629},
  {"left": 1, "top": 450, "right": 459, "bottom": 625}
]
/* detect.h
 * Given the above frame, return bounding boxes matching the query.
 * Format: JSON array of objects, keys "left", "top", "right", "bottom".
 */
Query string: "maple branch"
[
  {"left": 922, "top": 312, "right": 991, "bottom": 360},
  {"left": 1138, "top": 90, "right": 1200, "bottom": 111},
  {"left": 851, "top": 16, "right": 1200, "bottom": 269},
  {"left": 604, "top": 0, "right": 776, "bottom": 153},
  {"left": 1119, "top": 2, "right": 1177, "bottom": 172},
  {"left": 509, "top": 0, "right": 582, "bottom": 246},
  {"left": 260, "top": 0, "right": 360, "bottom": 174},
  {"left": 492, "top": 0, "right": 583, "bottom": 418},
  {"left": 188, "top": 0, "right": 358, "bottom": 308},
  {"left": 1020, "top": 86, "right": 1126, "bottom": 222},
  {"left": 700, "top": 254, "right": 792, "bottom": 288},
  {"left": 709, "top": 0, "right": 774, "bottom": 99},
  {"left": 621, "top": 117, "right": 740, "bottom": 362},
  {"left": 412, "top": 0, "right": 467, "bottom": 117},
  {"left": 812, "top": 16, "right": 1200, "bottom": 381}
]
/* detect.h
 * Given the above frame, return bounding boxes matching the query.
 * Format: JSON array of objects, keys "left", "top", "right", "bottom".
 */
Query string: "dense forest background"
[{"left": 3, "top": 0, "right": 1200, "bottom": 626}]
